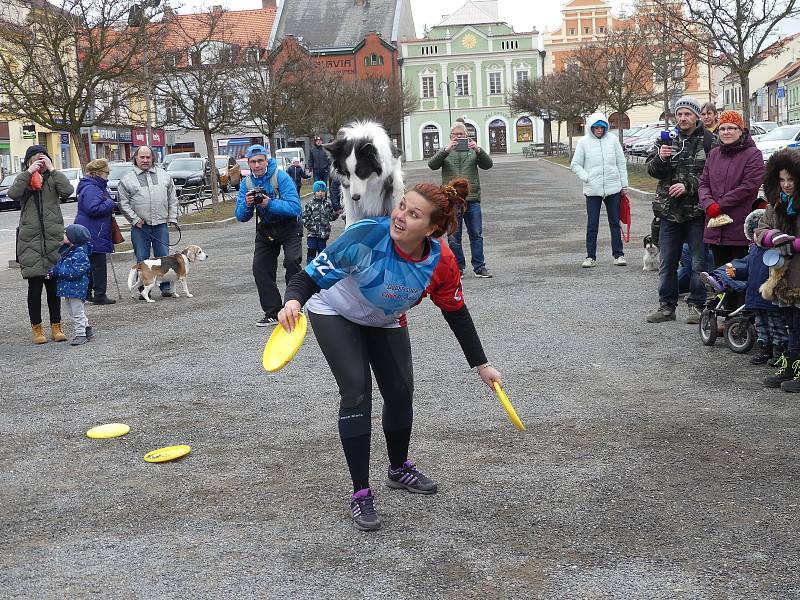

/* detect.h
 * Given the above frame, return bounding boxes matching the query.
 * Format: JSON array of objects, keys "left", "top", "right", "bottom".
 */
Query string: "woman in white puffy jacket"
[{"left": 570, "top": 112, "right": 629, "bottom": 268}]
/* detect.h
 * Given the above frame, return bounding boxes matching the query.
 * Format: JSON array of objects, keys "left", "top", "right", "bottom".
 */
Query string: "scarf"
[{"left": 781, "top": 191, "right": 797, "bottom": 216}]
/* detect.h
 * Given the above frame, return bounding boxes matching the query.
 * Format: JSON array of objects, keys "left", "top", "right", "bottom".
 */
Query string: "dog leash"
[{"left": 139, "top": 222, "right": 182, "bottom": 247}]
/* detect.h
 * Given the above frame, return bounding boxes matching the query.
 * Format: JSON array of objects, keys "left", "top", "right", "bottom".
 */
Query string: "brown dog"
[{"left": 127, "top": 244, "right": 208, "bottom": 302}]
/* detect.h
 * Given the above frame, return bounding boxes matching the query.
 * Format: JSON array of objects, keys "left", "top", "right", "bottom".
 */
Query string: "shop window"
[{"left": 516, "top": 117, "right": 533, "bottom": 142}]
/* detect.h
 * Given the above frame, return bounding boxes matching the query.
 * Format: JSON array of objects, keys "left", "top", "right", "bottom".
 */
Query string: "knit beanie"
[
  {"left": 24, "top": 144, "right": 51, "bottom": 167},
  {"left": 313, "top": 181, "right": 328, "bottom": 193},
  {"left": 718, "top": 110, "right": 745, "bottom": 130},
  {"left": 65, "top": 224, "right": 91, "bottom": 246},
  {"left": 673, "top": 96, "right": 702, "bottom": 119}
]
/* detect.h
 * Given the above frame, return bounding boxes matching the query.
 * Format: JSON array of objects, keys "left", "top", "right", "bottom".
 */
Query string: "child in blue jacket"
[
  {"left": 701, "top": 209, "right": 788, "bottom": 364},
  {"left": 49, "top": 224, "right": 93, "bottom": 345}
]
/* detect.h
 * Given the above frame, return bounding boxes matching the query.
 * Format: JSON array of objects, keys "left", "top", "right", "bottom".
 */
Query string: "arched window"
[
  {"left": 365, "top": 53, "right": 384, "bottom": 66},
  {"left": 516, "top": 116, "right": 533, "bottom": 142},
  {"left": 608, "top": 112, "right": 631, "bottom": 130}
]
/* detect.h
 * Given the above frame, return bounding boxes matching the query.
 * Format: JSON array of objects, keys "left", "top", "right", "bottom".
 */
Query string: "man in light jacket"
[
  {"left": 571, "top": 112, "right": 629, "bottom": 268},
  {"left": 118, "top": 145, "right": 179, "bottom": 297}
]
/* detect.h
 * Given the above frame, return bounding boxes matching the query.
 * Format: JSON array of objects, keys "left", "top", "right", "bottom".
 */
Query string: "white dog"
[
  {"left": 642, "top": 235, "right": 660, "bottom": 272},
  {"left": 324, "top": 121, "right": 404, "bottom": 222}
]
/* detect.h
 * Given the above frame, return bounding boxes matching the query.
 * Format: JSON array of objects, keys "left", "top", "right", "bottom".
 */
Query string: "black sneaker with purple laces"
[
  {"left": 386, "top": 460, "right": 438, "bottom": 494},
  {"left": 350, "top": 488, "right": 380, "bottom": 531}
]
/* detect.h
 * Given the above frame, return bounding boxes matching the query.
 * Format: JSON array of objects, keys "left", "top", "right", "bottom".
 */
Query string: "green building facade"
[{"left": 399, "top": 4, "right": 542, "bottom": 161}]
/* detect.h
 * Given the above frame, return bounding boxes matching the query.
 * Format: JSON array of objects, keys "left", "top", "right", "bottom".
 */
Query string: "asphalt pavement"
[{"left": 1, "top": 155, "right": 798, "bottom": 599}]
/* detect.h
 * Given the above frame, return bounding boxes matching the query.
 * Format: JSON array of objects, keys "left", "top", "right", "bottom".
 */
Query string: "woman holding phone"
[{"left": 9, "top": 144, "right": 74, "bottom": 343}]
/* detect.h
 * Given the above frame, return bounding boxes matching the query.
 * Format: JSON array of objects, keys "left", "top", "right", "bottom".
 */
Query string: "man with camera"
[
  {"left": 118, "top": 145, "right": 178, "bottom": 297},
  {"left": 235, "top": 144, "right": 302, "bottom": 327},
  {"left": 646, "top": 96, "right": 716, "bottom": 325},
  {"left": 428, "top": 121, "right": 494, "bottom": 278}
]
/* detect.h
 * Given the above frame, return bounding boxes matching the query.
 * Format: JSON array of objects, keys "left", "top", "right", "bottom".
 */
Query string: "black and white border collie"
[{"left": 324, "top": 121, "right": 404, "bottom": 222}]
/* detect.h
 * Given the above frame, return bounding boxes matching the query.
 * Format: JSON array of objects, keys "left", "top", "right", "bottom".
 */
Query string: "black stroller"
[{"left": 699, "top": 283, "right": 756, "bottom": 353}]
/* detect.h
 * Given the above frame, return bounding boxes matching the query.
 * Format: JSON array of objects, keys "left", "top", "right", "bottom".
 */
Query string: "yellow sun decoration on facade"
[{"left": 462, "top": 33, "right": 477, "bottom": 49}]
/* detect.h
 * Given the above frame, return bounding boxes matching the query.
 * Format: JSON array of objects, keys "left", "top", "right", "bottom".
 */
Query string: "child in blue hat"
[
  {"left": 302, "top": 180, "right": 339, "bottom": 264},
  {"left": 49, "top": 224, "right": 94, "bottom": 345}
]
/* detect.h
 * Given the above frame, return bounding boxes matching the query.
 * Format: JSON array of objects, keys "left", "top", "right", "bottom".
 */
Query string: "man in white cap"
[{"left": 646, "top": 95, "right": 717, "bottom": 325}]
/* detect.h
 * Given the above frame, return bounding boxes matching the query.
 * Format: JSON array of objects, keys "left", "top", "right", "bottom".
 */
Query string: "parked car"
[
  {"left": 750, "top": 121, "right": 779, "bottom": 142},
  {"left": 166, "top": 157, "right": 214, "bottom": 194},
  {"left": 0, "top": 174, "right": 20, "bottom": 211},
  {"left": 61, "top": 168, "right": 82, "bottom": 201},
  {"left": 108, "top": 162, "right": 135, "bottom": 214},
  {"left": 162, "top": 151, "right": 201, "bottom": 170},
  {"left": 626, "top": 128, "right": 662, "bottom": 155},
  {"left": 755, "top": 125, "right": 800, "bottom": 162},
  {"left": 209, "top": 155, "right": 241, "bottom": 191},
  {"left": 274, "top": 147, "right": 306, "bottom": 170}
]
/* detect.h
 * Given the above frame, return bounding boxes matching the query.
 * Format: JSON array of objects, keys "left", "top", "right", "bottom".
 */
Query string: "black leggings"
[
  {"left": 309, "top": 311, "right": 414, "bottom": 492},
  {"left": 27, "top": 276, "right": 60, "bottom": 325}
]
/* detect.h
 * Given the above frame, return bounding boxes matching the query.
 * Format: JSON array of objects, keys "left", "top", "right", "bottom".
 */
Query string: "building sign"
[
  {"left": 60, "top": 133, "right": 70, "bottom": 145},
  {"left": 315, "top": 55, "right": 355, "bottom": 75},
  {"left": 91, "top": 127, "right": 132, "bottom": 143},
  {"left": 131, "top": 128, "right": 165, "bottom": 146},
  {"left": 22, "top": 124, "right": 36, "bottom": 139}
]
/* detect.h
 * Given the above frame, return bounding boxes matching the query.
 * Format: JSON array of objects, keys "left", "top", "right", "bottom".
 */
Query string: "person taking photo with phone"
[
  {"left": 428, "top": 121, "right": 494, "bottom": 278},
  {"left": 9, "top": 144, "right": 74, "bottom": 344}
]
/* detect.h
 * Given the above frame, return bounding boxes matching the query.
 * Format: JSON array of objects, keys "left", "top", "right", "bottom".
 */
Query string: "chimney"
[{"left": 262, "top": 0, "right": 276, "bottom": 8}]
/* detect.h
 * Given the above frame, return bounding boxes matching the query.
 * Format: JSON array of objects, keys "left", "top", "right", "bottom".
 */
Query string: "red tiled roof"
[
  {"left": 765, "top": 58, "right": 800, "bottom": 85},
  {"left": 163, "top": 7, "right": 276, "bottom": 51}
]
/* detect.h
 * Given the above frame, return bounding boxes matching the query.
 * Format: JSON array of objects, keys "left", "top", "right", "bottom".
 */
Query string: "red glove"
[{"left": 706, "top": 203, "right": 722, "bottom": 218}]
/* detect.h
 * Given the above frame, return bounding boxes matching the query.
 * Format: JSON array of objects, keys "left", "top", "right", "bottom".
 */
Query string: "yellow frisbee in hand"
[
  {"left": 86, "top": 423, "right": 130, "bottom": 439},
  {"left": 493, "top": 382, "right": 525, "bottom": 432},
  {"left": 144, "top": 445, "right": 191, "bottom": 463},
  {"left": 262, "top": 313, "right": 308, "bottom": 372}
]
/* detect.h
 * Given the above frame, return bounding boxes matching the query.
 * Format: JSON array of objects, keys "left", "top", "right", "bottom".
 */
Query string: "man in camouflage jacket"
[{"left": 646, "top": 95, "right": 716, "bottom": 325}]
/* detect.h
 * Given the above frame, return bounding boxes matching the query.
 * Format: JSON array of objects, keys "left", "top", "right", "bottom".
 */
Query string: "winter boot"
[
  {"left": 31, "top": 323, "right": 47, "bottom": 344},
  {"left": 750, "top": 341, "right": 773, "bottom": 365},
  {"left": 50, "top": 322, "right": 67, "bottom": 342},
  {"left": 781, "top": 358, "right": 800, "bottom": 393},
  {"left": 764, "top": 354, "right": 796, "bottom": 388},
  {"left": 768, "top": 345, "right": 788, "bottom": 367}
]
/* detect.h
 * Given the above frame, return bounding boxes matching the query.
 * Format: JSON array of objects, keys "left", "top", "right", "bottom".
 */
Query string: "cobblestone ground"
[{"left": 1, "top": 155, "right": 798, "bottom": 599}]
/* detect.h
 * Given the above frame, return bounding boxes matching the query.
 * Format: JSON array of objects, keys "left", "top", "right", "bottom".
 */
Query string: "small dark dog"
[{"left": 643, "top": 234, "right": 660, "bottom": 272}]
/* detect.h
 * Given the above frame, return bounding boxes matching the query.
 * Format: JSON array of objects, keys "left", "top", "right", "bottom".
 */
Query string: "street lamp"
[{"left": 439, "top": 80, "right": 458, "bottom": 125}]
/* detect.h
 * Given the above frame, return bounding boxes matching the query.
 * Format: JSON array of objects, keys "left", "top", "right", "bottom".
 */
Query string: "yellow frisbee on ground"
[
  {"left": 144, "top": 445, "right": 191, "bottom": 463},
  {"left": 262, "top": 313, "right": 308, "bottom": 372},
  {"left": 493, "top": 382, "right": 525, "bottom": 432},
  {"left": 86, "top": 423, "right": 130, "bottom": 439}
]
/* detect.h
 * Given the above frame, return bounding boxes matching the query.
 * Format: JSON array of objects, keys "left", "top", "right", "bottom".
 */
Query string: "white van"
[{"left": 274, "top": 147, "right": 306, "bottom": 170}]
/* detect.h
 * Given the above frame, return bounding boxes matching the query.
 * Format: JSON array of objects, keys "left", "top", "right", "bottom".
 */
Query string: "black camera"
[{"left": 252, "top": 186, "right": 267, "bottom": 203}]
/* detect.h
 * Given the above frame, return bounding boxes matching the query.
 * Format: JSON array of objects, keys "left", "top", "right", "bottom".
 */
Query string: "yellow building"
[{"left": 1, "top": 119, "right": 80, "bottom": 175}]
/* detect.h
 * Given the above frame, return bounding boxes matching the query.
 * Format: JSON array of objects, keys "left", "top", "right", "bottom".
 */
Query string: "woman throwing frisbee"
[{"left": 278, "top": 178, "right": 502, "bottom": 532}]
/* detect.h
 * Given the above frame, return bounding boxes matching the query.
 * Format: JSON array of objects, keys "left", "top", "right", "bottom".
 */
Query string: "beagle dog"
[{"left": 127, "top": 244, "right": 208, "bottom": 303}]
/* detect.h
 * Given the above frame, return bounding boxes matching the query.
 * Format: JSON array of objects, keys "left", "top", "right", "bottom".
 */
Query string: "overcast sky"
[{"left": 185, "top": 0, "right": 800, "bottom": 40}]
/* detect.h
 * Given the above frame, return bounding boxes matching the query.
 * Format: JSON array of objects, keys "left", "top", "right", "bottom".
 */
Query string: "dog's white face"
[
  {"left": 184, "top": 244, "right": 207, "bottom": 262},
  {"left": 325, "top": 121, "right": 403, "bottom": 222}
]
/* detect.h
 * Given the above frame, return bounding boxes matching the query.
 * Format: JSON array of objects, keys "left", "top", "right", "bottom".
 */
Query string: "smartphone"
[{"left": 455, "top": 137, "right": 469, "bottom": 152}]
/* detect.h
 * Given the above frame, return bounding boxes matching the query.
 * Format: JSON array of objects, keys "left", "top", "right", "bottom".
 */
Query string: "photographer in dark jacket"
[
  {"left": 646, "top": 96, "right": 716, "bottom": 325},
  {"left": 308, "top": 136, "right": 331, "bottom": 183},
  {"left": 235, "top": 144, "right": 302, "bottom": 327},
  {"left": 286, "top": 158, "right": 310, "bottom": 195}
]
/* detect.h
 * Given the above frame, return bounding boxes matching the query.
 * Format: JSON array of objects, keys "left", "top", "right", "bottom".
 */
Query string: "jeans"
[
  {"left": 306, "top": 236, "right": 327, "bottom": 264},
  {"left": 677, "top": 244, "right": 716, "bottom": 294},
  {"left": 585, "top": 193, "right": 623, "bottom": 259},
  {"left": 710, "top": 258, "right": 748, "bottom": 293},
  {"left": 130, "top": 223, "right": 171, "bottom": 292},
  {"left": 658, "top": 217, "right": 707, "bottom": 309},
  {"left": 448, "top": 201, "right": 485, "bottom": 272},
  {"left": 253, "top": 220, "right": 303, "bottom": 317}
]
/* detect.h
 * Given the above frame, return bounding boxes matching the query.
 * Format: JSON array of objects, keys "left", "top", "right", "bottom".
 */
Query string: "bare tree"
[
  {"left": 154, "top": 9, "right": 248, "bottom": 212},
  {"left": 640, "top": 1, "right": 701, "bottom": 126},
  {"left": 350, "top": 77, "right": 419, "bottom": 135},
  {"left": 0, "top": 0, "right": 164, "bottom": 167},
  {"left": 651, "top": 0, "right": 800, "bottom": 126},
  {"left": 508, "top": 77, "right": 553, "bottom": 148},
  {"left": 242, "top": 40, "right": 317, "bottom": 152},
  {"left": 574, "top": 24, "right": 657, "bottom": 143},
  {"left": 542, "top": 68, "right": 604, "bottom": 152}
]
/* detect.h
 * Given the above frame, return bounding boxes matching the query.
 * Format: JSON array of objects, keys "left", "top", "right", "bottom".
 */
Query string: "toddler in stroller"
[{"left": 699, "top": 208, "right": 788, "bottom": 361}]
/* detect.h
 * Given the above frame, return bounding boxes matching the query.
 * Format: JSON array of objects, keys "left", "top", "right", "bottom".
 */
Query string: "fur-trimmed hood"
[
  {"left": 764, "top": 148, "right": 800, "bottom": 204},
  {"left": 744, "top": 209, "right": 765, "bottom": 241}
]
